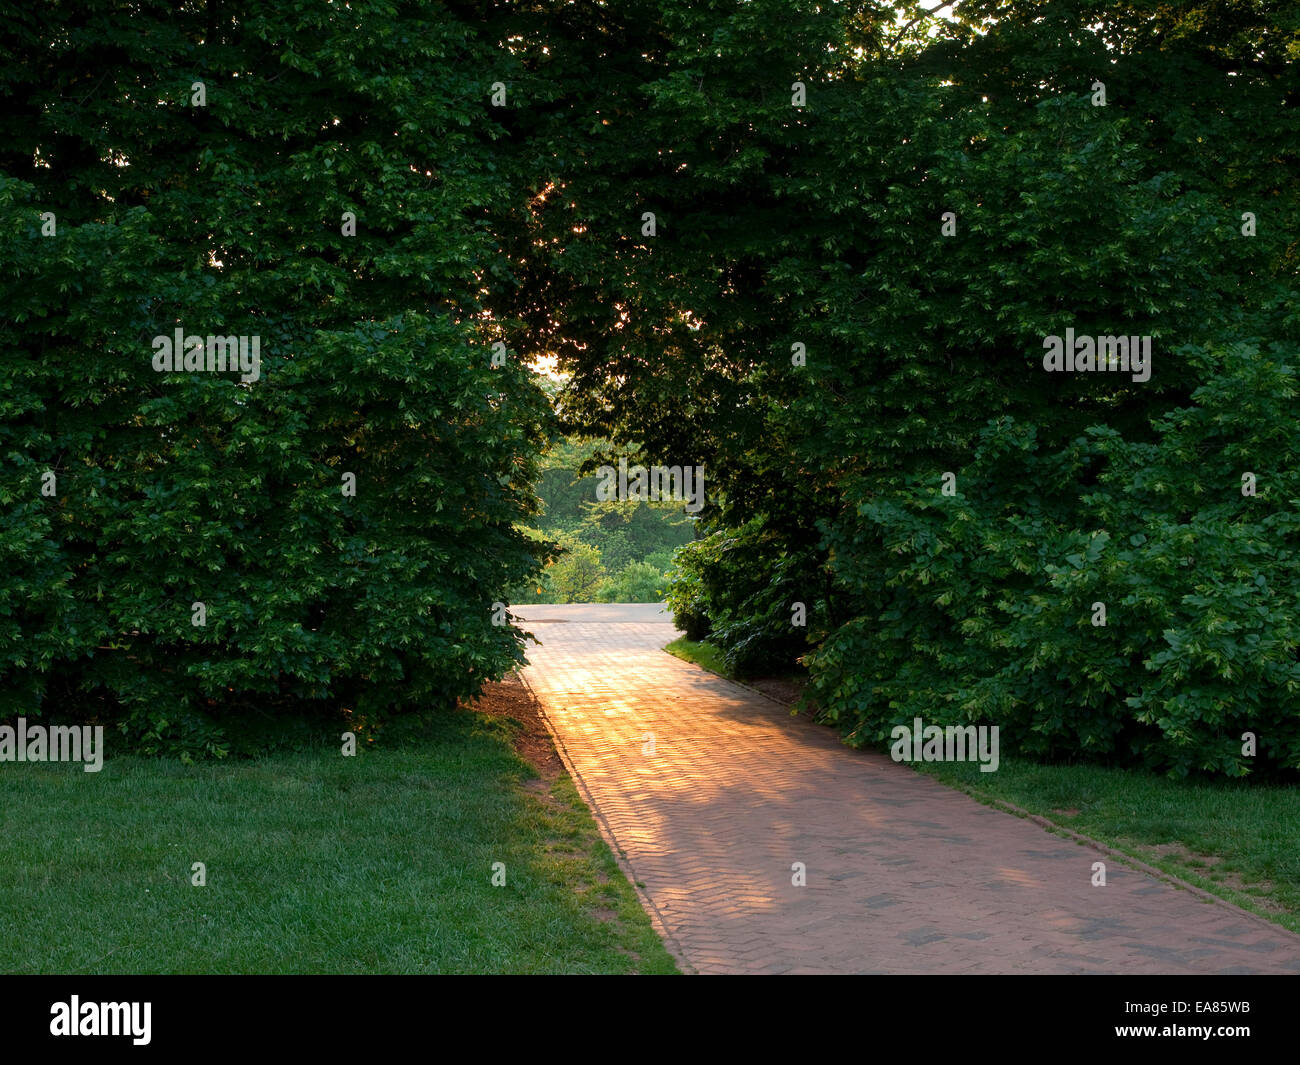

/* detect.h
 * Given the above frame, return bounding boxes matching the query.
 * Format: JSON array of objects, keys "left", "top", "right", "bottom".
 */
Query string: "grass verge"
[{"left": 664, "top": 635, "right": 729, "bottom": 677}]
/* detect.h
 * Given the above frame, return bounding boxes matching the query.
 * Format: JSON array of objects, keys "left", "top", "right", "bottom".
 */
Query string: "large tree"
[
  {"left": 0, "top": 0, "right": 551, "bottom": 755},
  {"left": 506, "top": 0, "right": 1300, "bottom": 774}
]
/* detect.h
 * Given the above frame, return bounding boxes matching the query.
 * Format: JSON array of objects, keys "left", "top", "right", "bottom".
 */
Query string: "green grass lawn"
[
  {"left": 669, "top": 635, "right": 1300, "bottom": 934},
  {"left": 0, "top": 708, "right": 677, "bottom": 974}
]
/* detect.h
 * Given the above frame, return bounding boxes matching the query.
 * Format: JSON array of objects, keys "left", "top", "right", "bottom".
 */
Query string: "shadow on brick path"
[{"left": 515, "top": 603, "right": 1300, "bottom": 975}]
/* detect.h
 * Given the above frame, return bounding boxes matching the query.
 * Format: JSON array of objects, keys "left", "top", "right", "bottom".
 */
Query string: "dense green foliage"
[
  {"left": 5, "top": 0, "right": 1298, "bottom": 775},
  {"left": 0, "top": 1, "right": 550, "bottom": 755},
  {"left": 665, "top": 520, "right": 819, "bottom": 675},
  {"left": 514, "top": 0, "right": 1300, "bottom": 776},
  {"left": 809, "top": 337, "right": 1300, "bottom": 777}
]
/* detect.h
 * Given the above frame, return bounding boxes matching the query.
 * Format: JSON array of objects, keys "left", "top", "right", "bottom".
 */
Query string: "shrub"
[
  {"left": 665, "top": 542, "right": 713, "bottom": 640},
  {"left": 808, "top": 339, "right": 1300, "bottom": 777},
  {"left": 665, "top": 522, "right": 818, "bottom": 676}
]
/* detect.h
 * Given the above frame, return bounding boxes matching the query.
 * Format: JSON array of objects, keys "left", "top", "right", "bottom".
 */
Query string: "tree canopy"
[
  {"left": 3, "top": 0, "right": 1297, "bottom": 772},
  {"left": 507, "top": 0, "right": 1300, "bottom": 776}
]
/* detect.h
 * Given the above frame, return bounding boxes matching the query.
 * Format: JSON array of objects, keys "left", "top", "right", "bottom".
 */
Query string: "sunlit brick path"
[{"left": 515, "top": 603, "right": 1300, "bottom": 975}]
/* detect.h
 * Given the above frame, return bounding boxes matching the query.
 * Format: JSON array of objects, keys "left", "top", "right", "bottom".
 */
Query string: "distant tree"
[
  {"left": 596, "top": 561, "right": 667, "bottom": 604},
  {"left": 546, "top": 535, "right": 607, "bottom": 603}
]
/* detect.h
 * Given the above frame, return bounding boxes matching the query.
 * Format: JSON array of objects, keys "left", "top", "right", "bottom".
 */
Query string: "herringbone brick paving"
[{"left": 516, "top": 603, "right": 1300, "bottom": 975}]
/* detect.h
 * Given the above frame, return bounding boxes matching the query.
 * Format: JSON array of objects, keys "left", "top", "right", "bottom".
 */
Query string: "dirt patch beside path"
[{"left": 468, "top": 673, "right": 565, "bottom": 784}]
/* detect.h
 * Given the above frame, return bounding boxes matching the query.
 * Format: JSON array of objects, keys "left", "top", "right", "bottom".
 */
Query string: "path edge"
[{"left": 515, "top": 668, "right": 700, "bottom": 976}]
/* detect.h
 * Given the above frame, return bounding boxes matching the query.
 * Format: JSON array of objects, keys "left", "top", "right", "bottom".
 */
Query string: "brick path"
[{"left": 515, "top": 603, "right": 1300, "bottom": 975}]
